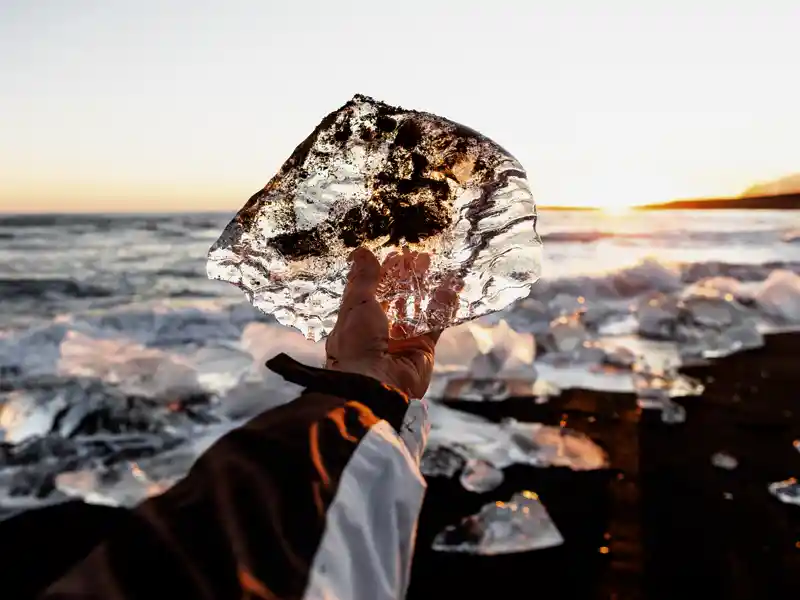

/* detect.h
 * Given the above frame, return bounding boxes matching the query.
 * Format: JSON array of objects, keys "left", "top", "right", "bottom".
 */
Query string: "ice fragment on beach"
[
  {"left": 660, "top": 400, "right": 686, "bottom": 424},
  {"left": 768, "top": 478, "right": 800, "bottom": 506},
  {"left": 635, "top": 287, "right": 764, "bottom": 359},
  {"left": 426, "top": 403, "right": 608, "bottom": 472},
  {"left": 711, "top": 451, "right": 738, "bottom": 470},
  {"left": 633, "top": 360, "right": 703, "bottom": 407},
  {"left": 54, "top": 423, "right": 238, "bottom": 507},
  {"left": 207, "top": 94, "right": 542, "bottom": 341},
  {"left": 676, "top": 290, "right": 763, "bottom": 359},
  {"left": 429, "top": 319, "right": 536, "bottom": 387},
  {"left": 547, "top": 311, "right": 589, "bottom": 353},
  {"left": 432, "top": 491, "right": 563, "bottom": 554},
  {"left": 459, "top": 459, "right": 505, "bottom": 493},
  {"left": 636, "top": 293, "right": 680, "bottom": 339},
  {"left": 420, "top": 445, "right": 465, "bottom": 478},
  {"left": 755, "top": 270, "right": 800, "bottom": 323}
]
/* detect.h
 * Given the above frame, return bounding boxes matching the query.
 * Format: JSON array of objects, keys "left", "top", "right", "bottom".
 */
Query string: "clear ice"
[
  {"left": 768, "top": 478, "right": 800, "bottom": 506},
  {"left": 420, "top": 444, "right": 465, "bottom": 478},
  {"left": 432, "top": 491, "right": 564, "bottom": 554},
  {"left": 426, "top": 402, "right": 608, "bottom": 472},
  {"left": 207, "top": 95, "right": 542, "bottom": 341},
  {"left": 711, "top": 451, "right": 738, "bottom": 470},
  {"left": 459, "top": 459, "right": 505, "bottom": 493}
]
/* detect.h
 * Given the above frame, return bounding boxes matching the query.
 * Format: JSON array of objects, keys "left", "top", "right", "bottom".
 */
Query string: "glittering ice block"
[{"left": 207, "top": 94, "right": 542, "bottom": 341}]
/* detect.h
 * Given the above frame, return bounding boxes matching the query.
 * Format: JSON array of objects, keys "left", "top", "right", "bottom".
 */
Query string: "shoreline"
[{"left": 408, "top": 332, "right": 800, "bottom": 599}]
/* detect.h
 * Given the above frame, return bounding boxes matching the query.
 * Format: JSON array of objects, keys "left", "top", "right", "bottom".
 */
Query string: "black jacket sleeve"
[{"left": 4, "top": 354, "right": 430, "bottom": 600}]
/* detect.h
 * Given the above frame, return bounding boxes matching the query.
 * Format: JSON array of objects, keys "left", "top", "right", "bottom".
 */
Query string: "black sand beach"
[{"left": 408, "top": 333, "right": 800, "bottom": 600}]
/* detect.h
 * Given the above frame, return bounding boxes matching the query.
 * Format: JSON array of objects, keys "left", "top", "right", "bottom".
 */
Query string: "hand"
[{"left": 325, "top": 247, "right": 458, "bottom": 398}]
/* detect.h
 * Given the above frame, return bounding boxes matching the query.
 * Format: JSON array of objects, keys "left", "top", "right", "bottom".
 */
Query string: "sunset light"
[{"left": 2, "top": 3, "right": 799, "bottom": 213}]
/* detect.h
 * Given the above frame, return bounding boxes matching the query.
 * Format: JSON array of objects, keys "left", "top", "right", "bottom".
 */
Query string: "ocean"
[{"left": 1, "top": 209, "right": 800, "bottom": 517}]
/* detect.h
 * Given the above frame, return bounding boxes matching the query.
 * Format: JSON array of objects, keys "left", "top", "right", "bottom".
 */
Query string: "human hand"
[{"left": 325, "top": 247, "right": 459, "bottom": 398}]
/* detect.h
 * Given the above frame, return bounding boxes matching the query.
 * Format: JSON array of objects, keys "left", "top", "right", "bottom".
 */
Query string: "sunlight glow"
[{"left": 1, "top": 2, "right": 799, "bottom": 213}]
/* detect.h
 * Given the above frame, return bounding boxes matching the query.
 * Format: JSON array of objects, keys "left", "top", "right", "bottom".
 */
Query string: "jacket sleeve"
[{"left": 41, "top": 353, "right": 430, "bottom": 600}]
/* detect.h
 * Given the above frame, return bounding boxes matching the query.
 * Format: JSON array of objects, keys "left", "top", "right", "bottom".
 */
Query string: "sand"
[{"left": 408, "top": 333, "right": 800, "bottom": 600}]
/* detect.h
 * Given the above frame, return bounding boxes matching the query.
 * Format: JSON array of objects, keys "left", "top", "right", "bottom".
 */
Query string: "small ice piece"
[
  {"left": 633, "top": 362, "right": 670, "bottom": 407},
  {"left": 755, "top": 270, "right": 800, "bottom": 323},
  {"left": 711, "top": 451, "right": 738, "bottom": 470},
  {"left": 420, "top": 444, "right": 465, "bottom": 478},
  {"left": 0, "top": 389, "right": 68, "bottom": 444},
  {"left": 636, "top": 293, "right": 680, "bottom": 339},
  {"left": 432, "top": 491, "right": 564, "bottom": 554},
  {"left": 459, "top": 459, "right": 504, "bottom": 493},
  {"left": 660, "top": 400, "right": 686, "bottom": 424},
  {"left": 633, "top": 359, "right": 703, "bottom": 410},
  {"left": 768, "top": 478, "right": 800, "bottom": 506},
  {"left": 547, "top": 312, "right": 589, "bottom": 353},
  {"left": 208, "top": 94, "right": 542, "bottom": 341}
]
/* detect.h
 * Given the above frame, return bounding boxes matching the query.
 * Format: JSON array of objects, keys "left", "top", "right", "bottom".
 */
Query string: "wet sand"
[{"left": 408, "top": 333, "right": 800, "bottom": 600}]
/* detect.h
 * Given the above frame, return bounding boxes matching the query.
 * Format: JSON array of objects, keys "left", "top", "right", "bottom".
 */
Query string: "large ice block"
[{"left": 207, "top": 95, "right": 542, "bottom": 341}]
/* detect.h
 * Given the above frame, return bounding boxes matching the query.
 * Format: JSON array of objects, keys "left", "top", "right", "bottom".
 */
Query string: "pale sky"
[{"left": 2, "top": 0, "right": 799, "bottom": 213}]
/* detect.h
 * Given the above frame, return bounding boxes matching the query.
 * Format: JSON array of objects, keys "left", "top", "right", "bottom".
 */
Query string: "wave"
[
  {"left": 540, "top": 228, "right": 794, "bottom": 245},
  {"left": 0, "top": 278, "right": 114, "bottom": 300}
]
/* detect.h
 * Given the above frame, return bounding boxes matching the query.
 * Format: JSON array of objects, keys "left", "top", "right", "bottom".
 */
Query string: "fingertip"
[
  {"left": 348, "top": 246, "right": 377, "bottom": 265},
  {"left": 348, "top": 247, "right": 380, "bottom": 279}
]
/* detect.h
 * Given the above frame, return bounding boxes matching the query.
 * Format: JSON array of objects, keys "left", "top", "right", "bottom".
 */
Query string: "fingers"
[
  {"left": 339, "top": 247, "right": 381, "bottom": 316},
  {"left": 420, "top": 276, "right": 461, "bottom": 345}
]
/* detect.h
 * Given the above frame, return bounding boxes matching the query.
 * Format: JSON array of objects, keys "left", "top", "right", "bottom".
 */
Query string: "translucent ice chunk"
[
  {"left": 425, "top": 319, "right": 536, "bottom": 400},
  {"left": 459, "top": 459, "right": 505, "bottom": 493},
  {"left": 432, "top": 491, "right": 564, "bottom": 554},
  {"left": 547, "top": 311, "right": 590, "bottom": 353},
  {"left": 57, "top": 331, "right": 202, "bottom": 399},
  {"left": 768, "top": 478, "right": 800, "bottom": 506},
  {"left": 426, "top": 402, "right": 608, "bottom": 472},
  {"left": 676, "top": 291, "right": 764, "bottom": 359},
  {"left": 0, "top": 389, "right": 68, "bottom": 443},
  {"left": 633, "top": 360, "right": 704, "bottom": 407},
  {"left": 636, "top": 293, "right": 680, "bottom": 339},
  {"left": 207, "top": 94, "right": 542, "bottom": 341},
  {"left": 660, "top": 400, "right": 686, "bottom": 424},
  {"left": 420, "top": 444, "right": 466, "bottom": 478},
  {"left": 55, "top": 423, "right": 238, "bottom": 506},
  {"left": 755, "top": 270, "right": 800, "bottom": 323},
  {"left": 711, "top": 451, "right": 738, "bottom": 470}
]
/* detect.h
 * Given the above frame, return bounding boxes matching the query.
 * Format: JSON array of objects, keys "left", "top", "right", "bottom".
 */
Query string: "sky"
[{"left": 2, "top": 0, "right": 800, "bottom": 213}]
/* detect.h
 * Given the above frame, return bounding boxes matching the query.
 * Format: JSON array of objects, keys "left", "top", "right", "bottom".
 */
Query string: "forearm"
[{"left": 41, "top": 354, "right": 430, "bottom": 600}]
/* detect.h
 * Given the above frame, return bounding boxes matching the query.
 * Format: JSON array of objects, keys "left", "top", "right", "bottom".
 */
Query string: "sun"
[{"left": 599, "top": 203, "right": 633, "bottom": 215}]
